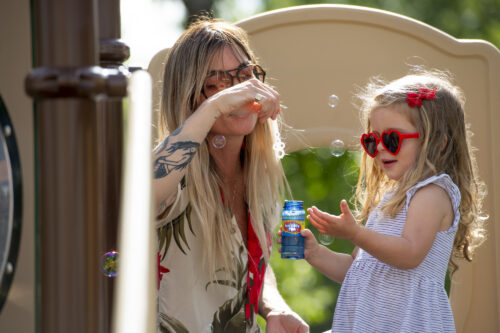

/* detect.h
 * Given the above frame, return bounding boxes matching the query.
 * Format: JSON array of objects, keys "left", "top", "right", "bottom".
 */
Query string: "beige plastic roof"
[{"left": 149, "top": 4, "right": 500, "bottom": 332}]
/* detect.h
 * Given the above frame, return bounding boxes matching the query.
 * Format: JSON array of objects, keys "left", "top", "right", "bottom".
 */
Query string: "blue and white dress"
[{"left": 332, "top": 174, "right": 460, "bottom": 333}]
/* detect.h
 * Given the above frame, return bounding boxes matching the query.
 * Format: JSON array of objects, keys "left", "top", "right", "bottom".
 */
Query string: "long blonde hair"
[
  {"left": 160, "top": 17, "right": 288, "bottom": 276},
  {"left": 355, "top": 68, "right": 487, "bottom": 274}
]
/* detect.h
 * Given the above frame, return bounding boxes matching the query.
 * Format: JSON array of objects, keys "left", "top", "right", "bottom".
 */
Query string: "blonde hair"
[
  {"left": 355, "top": 67, "right": 487, "bottom": 274},
  {"left": 160, "top": 17, "right": 288, "bottom": 277}
]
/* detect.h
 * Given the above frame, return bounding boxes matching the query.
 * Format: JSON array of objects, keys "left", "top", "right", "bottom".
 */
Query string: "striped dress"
[{"left": 332, "top": 174, "right": 460, "bottom": 333}]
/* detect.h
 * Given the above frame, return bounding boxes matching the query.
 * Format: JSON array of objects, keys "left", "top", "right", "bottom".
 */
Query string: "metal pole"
[
  {"left": 25, "top": 0, "right": 127, "bottom": 331},
  {"left": 96, "top": 1, "right": 130, "bottom": 331}
]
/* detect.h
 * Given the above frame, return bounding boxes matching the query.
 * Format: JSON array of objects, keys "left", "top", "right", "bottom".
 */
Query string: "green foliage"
[{"left": 266, "top": 148, "right": 359, "bottom": 332}]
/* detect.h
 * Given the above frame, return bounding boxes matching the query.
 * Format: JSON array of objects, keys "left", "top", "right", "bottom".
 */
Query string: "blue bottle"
[{"left": 281, "top": 200, "right": 305, "bottom": 259}]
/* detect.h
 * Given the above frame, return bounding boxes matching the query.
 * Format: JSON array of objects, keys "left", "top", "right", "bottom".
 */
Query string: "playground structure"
[{"left": 1, "top": 1, "right": 500, "bottom": 332}]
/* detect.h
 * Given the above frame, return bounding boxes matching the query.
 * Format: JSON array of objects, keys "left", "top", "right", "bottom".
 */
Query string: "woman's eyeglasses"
[
  {"left": 201, "top": 64, "right": 266, "bottom": 98},
  {"left": 361, "top": 130, "right": 420, "bottom": 157}
]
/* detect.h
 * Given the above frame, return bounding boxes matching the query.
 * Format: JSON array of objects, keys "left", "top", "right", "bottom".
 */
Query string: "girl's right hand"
[
  {"left": 300, "top": 229, "right": 321, "bottom": 261},
  {"left": 277, "top": 229, "right": 321, "bottom": 261}
]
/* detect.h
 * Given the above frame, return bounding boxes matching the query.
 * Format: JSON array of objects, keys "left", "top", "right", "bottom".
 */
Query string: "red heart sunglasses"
[{"left": 361, "top": 130, "right": 420, "bottom": 157}]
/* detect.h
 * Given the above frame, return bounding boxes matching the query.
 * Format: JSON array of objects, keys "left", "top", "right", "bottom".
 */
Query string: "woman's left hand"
[{"left": 265, "top": 310, "right": 309, "bottom": 333}]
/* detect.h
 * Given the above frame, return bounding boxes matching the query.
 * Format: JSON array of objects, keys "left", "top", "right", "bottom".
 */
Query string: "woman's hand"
[
  {"left": 307, "top": 200, "right": 361, "bottom": 242},
  {"left": 265, "top": 310, "right": 309, "bottom": 333},
  {"left": 206, "top": 78, "right": 282, "bottom": 123}
]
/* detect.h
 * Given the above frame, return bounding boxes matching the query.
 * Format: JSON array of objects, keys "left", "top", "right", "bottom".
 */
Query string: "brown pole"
[
  {"left": 96, "top": 0, "right": 130, "bottom": 331},
  {"left": 25, "top": 0, "right": 127, "bottom": 332}
]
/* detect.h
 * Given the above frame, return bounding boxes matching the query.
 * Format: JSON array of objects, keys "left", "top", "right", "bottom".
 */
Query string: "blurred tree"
[
  {"left": 179, "top": 0, "right": 214, "bottom": 26},
  {"left": 262, "top": 0, "right": 500, "bottom": 48},
  {"left": 178, "top": 0, "right": 500, "bottom": 45}
]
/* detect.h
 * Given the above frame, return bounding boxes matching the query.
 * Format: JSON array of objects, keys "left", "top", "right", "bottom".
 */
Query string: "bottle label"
[{"left": 282, "top": 219, "right": 304, "bottom": 234}]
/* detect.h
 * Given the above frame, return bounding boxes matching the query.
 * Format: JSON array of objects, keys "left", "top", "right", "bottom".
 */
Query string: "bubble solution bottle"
[{"left": 281, "top": 200, "right": 305, "bottom": 259}]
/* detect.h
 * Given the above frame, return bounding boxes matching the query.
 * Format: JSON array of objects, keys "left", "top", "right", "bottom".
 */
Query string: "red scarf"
[
  {"left": 245, "top": 213, "right": 269, "bottom": 319},
  {"left": 220, "top": 186, "right": 269, "bottom": 319}
]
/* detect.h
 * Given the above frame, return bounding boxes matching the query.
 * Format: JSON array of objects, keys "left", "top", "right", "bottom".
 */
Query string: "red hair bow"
[{"left": 406, "top": 87, "right": 437, "bottom": 107}]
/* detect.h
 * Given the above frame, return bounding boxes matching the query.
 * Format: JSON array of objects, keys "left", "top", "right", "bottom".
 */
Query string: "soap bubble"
[
  {"left": 102, "top": 251, "right": 118, "bottom": 277},
  {"left": 319, "top": 233, "right": 334, "bottom": 245},
  {"left": 212, "top": 135, "right": 226, "bottom": 149},
  {"left": 273, "top": 142, "right": 285, "bottom": 151},
  {"left": 330, "top": 139, "right": 345, "bottom": 157},
  {"left": 328, "top": 94, "right": 339, "bottom": 108},
  {"left": 273, "top": 139, "right": 286, "bottom": 160}
]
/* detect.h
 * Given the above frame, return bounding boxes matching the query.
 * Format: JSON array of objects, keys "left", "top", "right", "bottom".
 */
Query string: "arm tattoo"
[
  {"left": 153, "top": 124, "right": 183, "bottom": 154},
  {"left": 154, "top": 141, "right": 199, "bottom": 179},
  {"left": 154, "top": 125, "right": 200, "bottom": 179}
]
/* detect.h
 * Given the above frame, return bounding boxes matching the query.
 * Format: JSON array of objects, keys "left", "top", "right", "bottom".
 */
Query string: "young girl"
[{"left": 303, "top": 69, "right": 487, "bottom": 332}]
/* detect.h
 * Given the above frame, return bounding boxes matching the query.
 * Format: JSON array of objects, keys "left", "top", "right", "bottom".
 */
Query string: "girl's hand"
[
  {"left": 300, "top": 229, "right": 321, "bottom": 261},
  {"left": 307, "top": 200, "right": 361, "bottom": 242},
  {"left": 206, "top": 78, "right": 282, "bottom": 122},
  {"left": 277, "top": 229, "right": 321, "bottom": 262}
]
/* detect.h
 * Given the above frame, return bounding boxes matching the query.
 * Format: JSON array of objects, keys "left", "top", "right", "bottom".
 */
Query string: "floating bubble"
[
  {"left": 212, "top": 135, "right": 226, "bottom": 149},
  {"left": 328, "top": 94, "right": 339, "bottom": 108},
  {"left": 273, "top": 142, "right": 285, "bottom": 150},
  {"left": 330, "top": 139, "right": 345, "bottom": 157},
  {"left": 272, "top": 138, "right": 286, "bottom": 159},
  {"left": 102, "top": 251, "right": 119, "bottom": 277},
  {"left": 319, "top": 233, "right": 334, "bottom": 245}
]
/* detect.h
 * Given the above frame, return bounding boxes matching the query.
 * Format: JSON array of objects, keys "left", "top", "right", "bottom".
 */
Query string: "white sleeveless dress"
[{"left": 332, "top": 174, "right": 460, "bottom": 333}]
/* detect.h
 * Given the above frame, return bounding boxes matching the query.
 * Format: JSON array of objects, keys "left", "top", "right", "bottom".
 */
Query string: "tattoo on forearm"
[
  {"left": 153, "top": 125, "right": 184, "bottom": 154},
  {"left": 154, "top": 133, "right": 200, "bottom": 179},
  {"left": 170, "top": 125, "right": 183, "bottom": 136},
  {"left": 154, "top": 141, "right": 199, "bottom": 178}
]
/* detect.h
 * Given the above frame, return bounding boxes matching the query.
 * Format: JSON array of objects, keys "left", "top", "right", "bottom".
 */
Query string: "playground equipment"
[{"left": 1, "top": 2, "right": 499, "bottom": 332}]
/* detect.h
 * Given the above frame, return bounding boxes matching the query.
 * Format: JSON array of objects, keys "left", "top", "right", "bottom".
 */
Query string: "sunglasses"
[
  {"left": 361, "top": 130, "right": 420, "bottom": 157},
  {"left": 201, "top": 64, "right": 266, "bottom": 98}
]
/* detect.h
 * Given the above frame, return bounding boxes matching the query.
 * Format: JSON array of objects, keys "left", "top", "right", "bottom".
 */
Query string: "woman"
[{"left": 153, "top": 17, "right": 309, "bottom": 333}]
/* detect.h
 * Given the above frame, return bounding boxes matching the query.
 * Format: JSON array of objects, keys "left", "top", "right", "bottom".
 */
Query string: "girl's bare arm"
[{"left": 308, "top": 185, "right": 453, "bottom": 269}]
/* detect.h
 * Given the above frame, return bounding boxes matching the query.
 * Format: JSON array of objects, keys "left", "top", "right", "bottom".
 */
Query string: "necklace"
[
  {"left": 223, "top": 170, "right": 243, "bottom": 204},
  {"left": 226, "top": 182, "right": 240, "bottom": 206}
]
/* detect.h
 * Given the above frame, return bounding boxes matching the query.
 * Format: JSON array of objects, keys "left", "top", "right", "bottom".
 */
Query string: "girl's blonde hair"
[
  {"left": 160, "top": 17, "right": 288, "bottom": 277},
  {"left": 356, "top": 67, "right": 487, "bottom": 274}
]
